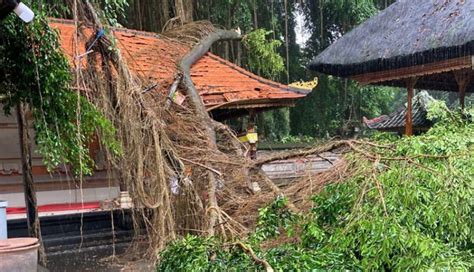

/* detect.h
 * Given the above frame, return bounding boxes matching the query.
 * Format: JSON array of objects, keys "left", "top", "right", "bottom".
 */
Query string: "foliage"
[
  {"left": 158, "top": 105, "right": 473, "bottom": 271},
  {"left": 325, "top": 0, "right": 379, "bottom": 27},
  {"left": 100, "top": 0, "right": 129, "bottom": 26},
  {"left": 157, "top": 235, "right": 256, "bottom": 271},
  {"left": 243, "top": 29, "right": 285, "bottom": 79},
  {"left": 0, "top": 10, "right": 119, "bottom": 175},
  {"left": 251, "top": 195, "right": 298, "bottom": 243},
  {"left": 280, "top": 135, "right": 316, "bottom": 144},
  {"left": 302, "top": 103, "right": 473, "bottom": 270}
]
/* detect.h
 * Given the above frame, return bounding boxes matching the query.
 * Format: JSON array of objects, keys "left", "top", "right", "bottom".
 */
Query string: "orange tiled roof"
[
  {"left": 192, "top": 53, "right": 305, "bottom": 109},
  {"left": 49, "top": 19, "right": 306, "bottom": 110}
]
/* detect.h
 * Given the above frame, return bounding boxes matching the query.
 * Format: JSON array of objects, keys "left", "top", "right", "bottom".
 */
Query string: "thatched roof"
[
  {"left": 363, "top": 91, "right": 434, "bottom": 132},
  {"left": 309, "top": 0, "right": 474, "bottom": 80}
]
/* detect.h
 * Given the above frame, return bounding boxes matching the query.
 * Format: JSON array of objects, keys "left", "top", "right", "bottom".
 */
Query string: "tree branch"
[
  {"left": 252, "top": 141, "right": 346, "bottom": 168},
  {"left": 234, "top": 241, "right": 274, "bottom": 272},
  {"left": 178, "top": 27, "right": 241, "bottom": 236}
]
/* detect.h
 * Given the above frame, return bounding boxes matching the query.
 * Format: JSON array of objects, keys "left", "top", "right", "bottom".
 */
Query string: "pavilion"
[
  {"left": 363, "top": 91, "right": 435, "bottom": 135},
  {"left": 309, "top": 0, "right": 473, "bottom": 135}
]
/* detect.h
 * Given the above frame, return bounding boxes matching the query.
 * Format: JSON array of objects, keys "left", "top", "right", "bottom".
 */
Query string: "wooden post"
[
  {"left": 453, "top": 69, "right": 471, "bottom": 110},
  {"left": 16, "top": 103, "right": 45, "bottom": 264},
  {"left": 248, "top": 109, "right": 257, "bottom": 160},
  {"left": 405, "top": 78, "right": 418, "bottom": 136}
]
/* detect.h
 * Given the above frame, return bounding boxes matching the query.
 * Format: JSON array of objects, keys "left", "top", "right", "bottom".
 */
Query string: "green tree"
[
  {"left": 0, "top": 9, "right": 119, "bottom": 175},
  {"left": 290, "top": 0, "right": 399, "bottom": 137}
]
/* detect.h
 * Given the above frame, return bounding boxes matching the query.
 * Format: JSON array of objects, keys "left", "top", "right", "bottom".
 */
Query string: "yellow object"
[
  {"left": 289, "top": 77, "right": 318, "bottom": 90},
  {"left": 239, "top": 132, "right": 258, "bottom": 144},
  {"left": 172, "top": 91, "right": 186, "bottom": 105}
]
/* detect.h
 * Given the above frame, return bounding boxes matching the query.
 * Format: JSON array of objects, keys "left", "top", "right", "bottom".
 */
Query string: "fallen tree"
[
  {"left": 158, "top": 103, "right": 474, "bottom": 271},
  {"left": 173, "top": 22, "right": 241, "bottom": 236},
  {"left": 71, "top": 1, "right": 255, "bottom": 257}
]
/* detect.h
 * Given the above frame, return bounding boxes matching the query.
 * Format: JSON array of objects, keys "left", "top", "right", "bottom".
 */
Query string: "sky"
[{"left": 294, "top": 6, "right": 310, "bottom": 47}]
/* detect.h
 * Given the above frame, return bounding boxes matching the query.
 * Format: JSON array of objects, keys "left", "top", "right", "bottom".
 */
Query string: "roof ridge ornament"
[{"left": 289, "top": 77, "right": 318, "bottom": 91}]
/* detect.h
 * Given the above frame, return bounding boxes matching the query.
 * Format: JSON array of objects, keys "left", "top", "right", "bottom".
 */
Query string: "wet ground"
[
  {"left": 8, "top": 211, "right": 152, "bottom": 271},
  {"left": 41, "top": 243, "right": 154, "bottom": 272}
]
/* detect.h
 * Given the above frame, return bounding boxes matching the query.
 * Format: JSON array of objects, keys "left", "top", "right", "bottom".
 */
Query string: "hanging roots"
[{"left": 69, "top": 2, "right": 253, "bottom": 260}]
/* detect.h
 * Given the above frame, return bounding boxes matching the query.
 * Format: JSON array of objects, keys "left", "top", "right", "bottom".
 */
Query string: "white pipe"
[
  {"left": 13, "top": 2, "right": 34, "bottom": 23},
  {"left": 0, "top": 200, "right": 7, "bottom": 240}
]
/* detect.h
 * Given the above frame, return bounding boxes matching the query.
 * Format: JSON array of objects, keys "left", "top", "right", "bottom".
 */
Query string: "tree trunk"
[
  {"left": 17, "top": 103, "right": 46, "bottom": 264},
  {"left": 136, "top": 0, "right": 143, "bottom": 29},
  {"left": 319, "top": 0, "right": 324, "bottom": 47},
  {"left": 175, "top": 0, "right": 193, "bottom": 23},
  {"left": 160, "top": 0, "right": 170, "bottom": 31},
  {"left": 178, "top": 28, "right": 241, "bottom": 236},
  {"left": 236, "top": 40, "right": 242, "bottom": 66},
  {"left": 252, "top": 0, "right": 258, "bottom": 29},
  {"left": 271, "top": 0, "right": 275, "bottom": 40}
]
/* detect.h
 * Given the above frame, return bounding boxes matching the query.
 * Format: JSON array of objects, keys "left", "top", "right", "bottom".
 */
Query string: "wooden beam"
[
  {"left": 206, "top": 100, "right": 296, "bottom": 111},
  {"left": 453, "top": 69, "right": 472, "bottom": 110},
  {"left": 352, "top": 56, "right": 472, "bottom": 85},
  {"left": 405, "top": 78, "right": 418, "bottom": 136}
]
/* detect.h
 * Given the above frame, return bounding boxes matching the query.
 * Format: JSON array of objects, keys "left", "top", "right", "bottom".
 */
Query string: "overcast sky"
[{"left": 294, "top": 6, "right": 310, "bottom": 47}]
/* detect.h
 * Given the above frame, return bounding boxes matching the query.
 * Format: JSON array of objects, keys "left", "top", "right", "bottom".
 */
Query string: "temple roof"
[
  {"left": 363, "top": 91, "right": 435, "bottom": 131},
  {"left": 309, "top": 0, "right": 473, "bottom": 92},
  {"left": 50, "top": 19, "right": 307, "bottom": 111}
]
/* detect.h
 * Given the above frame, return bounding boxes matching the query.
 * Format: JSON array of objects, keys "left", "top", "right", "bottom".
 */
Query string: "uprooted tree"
[
  {"left": 158, "top": 103, "right": 474, "bottom": 271},
  {"left": 2, "top": 0, "right": 276, "bottom": 259},
  {"left": 65, "top": 0, "right": 289, "bottom": 255}
]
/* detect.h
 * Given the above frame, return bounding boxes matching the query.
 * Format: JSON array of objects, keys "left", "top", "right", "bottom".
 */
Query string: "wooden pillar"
[
  {"left": 248, "top": 109, "right": 257, "bottom": 160},
  {"left": 453, "top": 69, "right": 471, "bottom": 110},
  {"left": 405, "top": 78, "right": 418, "bottom": 136}
]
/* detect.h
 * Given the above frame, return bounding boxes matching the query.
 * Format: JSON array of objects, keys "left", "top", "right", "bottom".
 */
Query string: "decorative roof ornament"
[{"left": 289, "top": 77, "right": 318, "bottom": 91}]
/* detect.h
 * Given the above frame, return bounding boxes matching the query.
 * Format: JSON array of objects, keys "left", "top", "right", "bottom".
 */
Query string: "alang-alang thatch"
[
  {"left": 309, "top": 0, "right": 473, "bottom": 135},
  {"left": 309, "top": 0, "right": 473, "bottom": 82}
]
